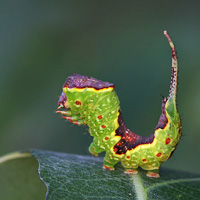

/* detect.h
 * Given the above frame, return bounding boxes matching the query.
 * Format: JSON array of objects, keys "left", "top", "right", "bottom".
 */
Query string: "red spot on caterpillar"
[
  {"left": 165, "top": 138, "right": 171, "bottom": 145},
  {"left": 126, "top": 156, "right": 130, "bottom": 159},
  {"left": 114, "top": 148, "right": 118, "bottom": 153},
  {"left": 105, "top": 137, "right": 109, "bottom": 140},
  {"left": 98, "top": 115, "right": 102, "bottom": 119},
  {"left": 75, "top": 101, "right": 81, "bottom": 105},
  {"left": 102, "top": 125, "right": 106, "bottom": 128},
  {"left": 156, "top": 153, "right": 162, "bottom": 157},
  {"left": 142, "top": 159, "right": 147, "bottom": 162}
]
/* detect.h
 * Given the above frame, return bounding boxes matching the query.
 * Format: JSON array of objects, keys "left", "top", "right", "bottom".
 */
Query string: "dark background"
[{"left": 0, "top": 1, "right": 200, "bottom": 174}]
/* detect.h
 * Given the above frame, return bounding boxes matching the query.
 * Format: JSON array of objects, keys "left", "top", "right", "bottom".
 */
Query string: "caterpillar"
[{"left": 56, "top": 31, "right": 181, "bottom": 178}]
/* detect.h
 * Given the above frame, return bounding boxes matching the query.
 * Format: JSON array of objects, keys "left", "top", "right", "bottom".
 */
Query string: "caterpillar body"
[{"left": 57, "top": 31, "right": 181, "bottom": 178}]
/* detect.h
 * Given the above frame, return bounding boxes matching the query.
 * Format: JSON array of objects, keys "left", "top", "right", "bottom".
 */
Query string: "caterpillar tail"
[
  {"left": 164, "top": 30, "right": 178, "bottom": 112},
  {"left": 148, "top": 31, "right": 181, "bottom": 178}
]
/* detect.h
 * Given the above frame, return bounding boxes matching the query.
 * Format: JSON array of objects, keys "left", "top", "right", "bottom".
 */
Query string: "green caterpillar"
[{"left": 56, "top": 31, "right": 181, "bottom": 178}]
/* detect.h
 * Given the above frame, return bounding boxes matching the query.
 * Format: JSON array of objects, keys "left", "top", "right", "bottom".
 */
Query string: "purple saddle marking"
[{"left": 63, "top": 74, "right": 115, "bottom": 90}]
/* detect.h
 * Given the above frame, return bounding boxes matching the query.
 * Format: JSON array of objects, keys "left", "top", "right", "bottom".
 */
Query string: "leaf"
[
  {"left": 0, "top": 152, "right": 46, "bottom": 200},
  {"left": 1, "top": 150, "right": 200, "bottom": 200},
  {"left": 29, "top": 149, "right": 200, "bottom": 200}
]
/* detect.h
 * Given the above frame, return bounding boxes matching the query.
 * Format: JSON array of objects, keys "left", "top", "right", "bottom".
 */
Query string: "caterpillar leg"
[
  {"left": 57, "top": 110, "right": 84, "bottom": 125},
  {"left": 121, "top": 161, "right": 138, "bottom": 174},
  {"left": 89, "top": 142, "right": 104, "bottom": 156},
  {"left": 124, "top": 168, "right": 138, "bottom": 175},
  {"left": 103, "top": 151, "right": 120, "bottom": 171},
  {"left": 146, "top": 169, "right": 160, "bottom": 178},
  {"left": 62, "top": 116, "right": 84, "bottom": 125},
  {"left": 56, "top": 110, "right": 72, "bottom": 116}
]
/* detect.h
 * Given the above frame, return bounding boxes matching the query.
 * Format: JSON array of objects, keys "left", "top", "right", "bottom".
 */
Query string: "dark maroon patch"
[
  {"left": 155, "top": 98, "right": 168, "bottom": 130},
  {"left": 63, "top": 74, "right": 115, "bottom": 90},
  {"left": 171, "top": 47, "right": 177, "bottom": 60},
  {"left": 114, "top": 111, "right": 154, "bottom": 155}
]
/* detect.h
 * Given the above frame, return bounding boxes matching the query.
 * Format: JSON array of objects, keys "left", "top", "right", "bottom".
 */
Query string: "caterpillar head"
[
  {"left": 57, "top": 74, "right": 115, "bottom": 112},
  {"left": 57, "top": 87, "right": 82, "bottom": 113}
]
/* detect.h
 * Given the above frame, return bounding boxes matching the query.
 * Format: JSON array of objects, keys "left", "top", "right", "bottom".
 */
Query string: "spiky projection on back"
[{"left": 56, "top": 31, "right": 181, "bottom": 178}]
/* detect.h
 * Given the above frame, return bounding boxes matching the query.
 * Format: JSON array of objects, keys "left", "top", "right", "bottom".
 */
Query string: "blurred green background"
[{"left": 0, "top": 1, "right": 200, "bottom": 174}]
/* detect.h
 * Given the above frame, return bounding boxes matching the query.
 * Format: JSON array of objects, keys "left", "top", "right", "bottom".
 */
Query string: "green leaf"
[
  {"left": 1, "top": 150, "right": 200, "bottom": 200},
  {"left": 0, "top": 152, "right": 46, "bottom": 200},
  {"left": 29, "top": 150, "right": 200, "bottom": 200}
]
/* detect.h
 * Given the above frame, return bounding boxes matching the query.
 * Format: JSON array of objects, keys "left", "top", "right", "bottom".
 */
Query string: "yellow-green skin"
[
  {"left": 57, "top": 31, "right": 181, "bottom": 178},
  {"left": 64, "top": 87, "right": 121, "bottom": 153}
]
